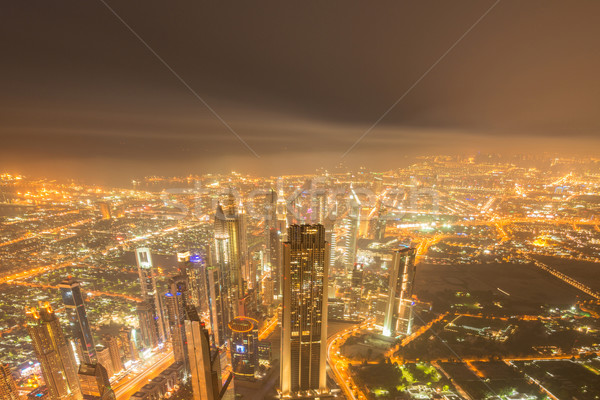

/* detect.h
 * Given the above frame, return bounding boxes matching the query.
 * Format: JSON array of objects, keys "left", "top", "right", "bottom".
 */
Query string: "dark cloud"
[{"left": 1, "top": 0, "right": 599, "bottom": 184}]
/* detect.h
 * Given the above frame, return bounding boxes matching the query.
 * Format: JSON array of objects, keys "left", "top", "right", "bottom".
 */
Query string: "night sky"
[{"left": 2, "top": 1, "right": 600, "bottom": 184}]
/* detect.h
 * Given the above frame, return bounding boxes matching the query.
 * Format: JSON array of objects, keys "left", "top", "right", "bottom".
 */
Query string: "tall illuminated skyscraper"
[
  {"left": 343, "top": 190, "right": 360, "bottom": 272},
  {"left": 271, "top": 187, "right": 288, "bottom": 298},
  {"left": 383, "top": 247, "right": 417, "bottom": 337},
  {"left": 185, "top": 307, "right": 230, "bottom": 400},
  {"left": 165, "top": 275, "right": 189, "bottom": 374},
  {"left": 280, "top": 224, "right": 329, "bottom": 398},
  {"left": 136, "top": 302, "right": 157, "bottom": 349},
  {"left": 101, "top": 336, "right": 122, "bottom": 376},
  {"left": 135, "top": 248, "right": 165, "bottom": 345},
  {"left": 26, "top": 303, "right": 82, "bottom": 400},
  {"left": 95, "top": 346, "right": 113, "bottom": 379},
  {"left": 0, "top": 363, "right": 21, "bottom": 400},
  {"left": 206, "top": 265, "right": 227, "bottom": 347},
  {"left": 177, "top": 252, "right": 208, "bottom": 315},
  {"left": 58, "top": 278, "right": 96, "bottom": 365},
  {"left": 212, "top": 194, "right": 250, "bottom": 346}
]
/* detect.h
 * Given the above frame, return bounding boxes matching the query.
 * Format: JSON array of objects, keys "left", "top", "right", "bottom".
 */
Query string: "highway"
[
  {"left": 113, "top": 350, "right": 175, "bottom": 400},
  {"left": 327, "top": 319, "right": 374, "bottom": 400}
]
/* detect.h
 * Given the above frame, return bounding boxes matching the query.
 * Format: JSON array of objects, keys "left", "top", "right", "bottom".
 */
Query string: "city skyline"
[{"left": 2, "top": 1, "right": 600, "bottom": 399}]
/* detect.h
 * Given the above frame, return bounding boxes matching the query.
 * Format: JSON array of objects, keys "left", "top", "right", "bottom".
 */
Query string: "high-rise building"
[
  {"left": 77, "top": 363, "right": 115, "bottom": 400},
  {"left": 264, "top": 189, "right": 283, "bottom": 298},
  {"left": 94, "top": 346, "right": 113, "bottom": 379},
  {"left": 280, "top": 224, "right": 329, "bottom": 398},
  {"left": 323, "top": 220, "right": 336, "bottom": 270},
  {"left": 26, "top": 303, "right": 82, "bottom": 400},
  {"left": 117, "top": 328, "right": 137, "bottom": 363},
  {"left": 135, "top": 302, "right": 157, "bottom": 349},
  {"left": 135, "top": 248, "right": 165, "bottom": 345},
  {"left": 177, "top": 252, "right": 208, "bottom": 315},
  {"left": 343, "top": 192, "right": 360, "bottom": 272},
  {"left": 185, "top": 308, "right": 229, "bottom": 400},
  {"left": 214, "top": 197, "right": 247, "bottom": 317},
  {"left": 262, "top": 277, "right": 274, "bottom": 307},
  {"left": 368, "top": 200, "right": 387, "bottom": 241},
  {"left": 164, "top": 275, "right": 189, "bottom": 374},
  {"left": 349, "top": 263, "right": 364, "bottom": 316},
  {"left": 228, "top": 317, "right": 258, "bottom": 381},
  {"left": 101, "top": 336, "right": 122, "bottom": 376},
  {"left": 0, "top": 363, "right": 21, "bottom": 400},
  {"left": 383, "top": 247, "right": 417, "bottom": 337},
  {"left": 205, "top": 266, "right": 227, "bottom": 347},
  {"left": 58, "top": 278, "right": 96, "bottom": 365}
]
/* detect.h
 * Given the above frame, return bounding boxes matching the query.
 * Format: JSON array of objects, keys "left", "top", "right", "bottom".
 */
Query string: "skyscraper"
[
  {"left": 185, "top": 307, "right": 229, "bottom": 400},
  {"left": 349, "top": 263, "right": 364, "bottom": 316},
  {"left": 58, "top": 278, "right": 96, "bottom": 365},
  {"left": 135, "top": 248, "right": 165, "bottom": 345},
  {"left": 177, "top": 252, "right": 208, "bottom": 315},
  {"left": 280, "top": 224, "right": 329, "bottom": 398},
  {"left": 118, "top": 327, "right": 137, "bottom": 363},
  {"left": 262, "top": 276, "right": 274, "bottom": 307},
  {"left": 26, "top": 303, "right": 82, "bottom": 400},
  {"left": 271, "top": 187, "right": 288, "bottom": 298},
  {"left": 101, "top": 336, "right": 122, "bottom": 377},
  {"left": 95, "top": 346, "right": 113, "bottom": 379},
  {"left": 0, "top": 363, "right": 21, "bottom": 400},
  {"left": 136, "top": 302, "right": 157, "bottom": 349},
  {"left": 214, "top": 197, "right": 247, "bottom": 316},
  {"left": 343, "top": 191, "right": 360, "bottom": 272},
  {"left": 164, "top": 275, "right": 189, "bottom": 374},
  {"left": 206, "top": 265, "right": 227, "bottom": 347},
  {"left": 77, "top": 363, "right": 115, "bottom": 400},
  {"left": 228, "top": 317, "right": 258, "bottom": 381},
  {"left": 383, "top": 247, "right": 417, "bottom": 337}
]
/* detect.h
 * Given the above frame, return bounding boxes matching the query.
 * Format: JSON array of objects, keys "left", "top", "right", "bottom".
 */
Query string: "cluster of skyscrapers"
[{"left": 3, "top": 187, "right": 420, "bottom": 400}]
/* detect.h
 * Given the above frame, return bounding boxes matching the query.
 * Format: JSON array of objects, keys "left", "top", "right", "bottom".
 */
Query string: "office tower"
[
  {"left": 117, "top": 328, "right": 137, "bottom": 362},
  {"left": 383, "top": 247, "right": 417, "bottom": 337},
  {"left": 349, "top": 263, "right": 364, "bottom": 316},
  {"left": 26, "top": 303, "right": 82, "bottom": 400},
  {"left": 271, "top": 187, "right": 288, "bottom": 298},
  {"left": 164, "top": 275, "right": 189, "bottom": 374},
  {"left": 323, "top": 220, "right": 336, "bottom": 270},
  {"left": 59, "top": 278, "right": 96, "bottom": 365},
  {"left": 368, "top": 200, "right": 387, "bottom": 241},
  {"left": 206, "top": 266, "right": 227, "bottom": 347},
  {"left": 267, "top": 227, "right": 282, "bottom": 298},
  {"left": 265, "top": 190, "right": 282, "bottom": 298},
  {"left": 177, "top": 252, "right": 208, "bottom": 315},
  {"left": 77, "top": 363, "right": 115, "bottom": 400},
  {"left": 214, "top": 196, "right": 248, "bottom": 313},
  {"left": 185, "top": 307, "right": 229, "bottom": 400},
  {"left": 228, "top": 317, "right": 258, "bottom": 381},
  {"left": 135, "top": 302, "right": 157, "bottom": 349},
  {"left": 280, "top": 225, "right": 329, "bottom": 398},
  {"left": 135, "top": 248, "right": 165, "bottom": 345},
  {"left": 343, "top": 190, "right": 360, "bottom": 272},
  {"left": 94, "top": 346, "right": 113, "bottom": 379},
  {"left": 0, "top": 363, "right": 21, "bottom": 400},
  {"left": 262, "top": 277, "right": 274, "bottom": 307},
  {"left": 264, "top": 190, "right": 277, "bottom": 266},
  {"left": 101, "top": 336, "right": 122, "bottom": 376}
]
